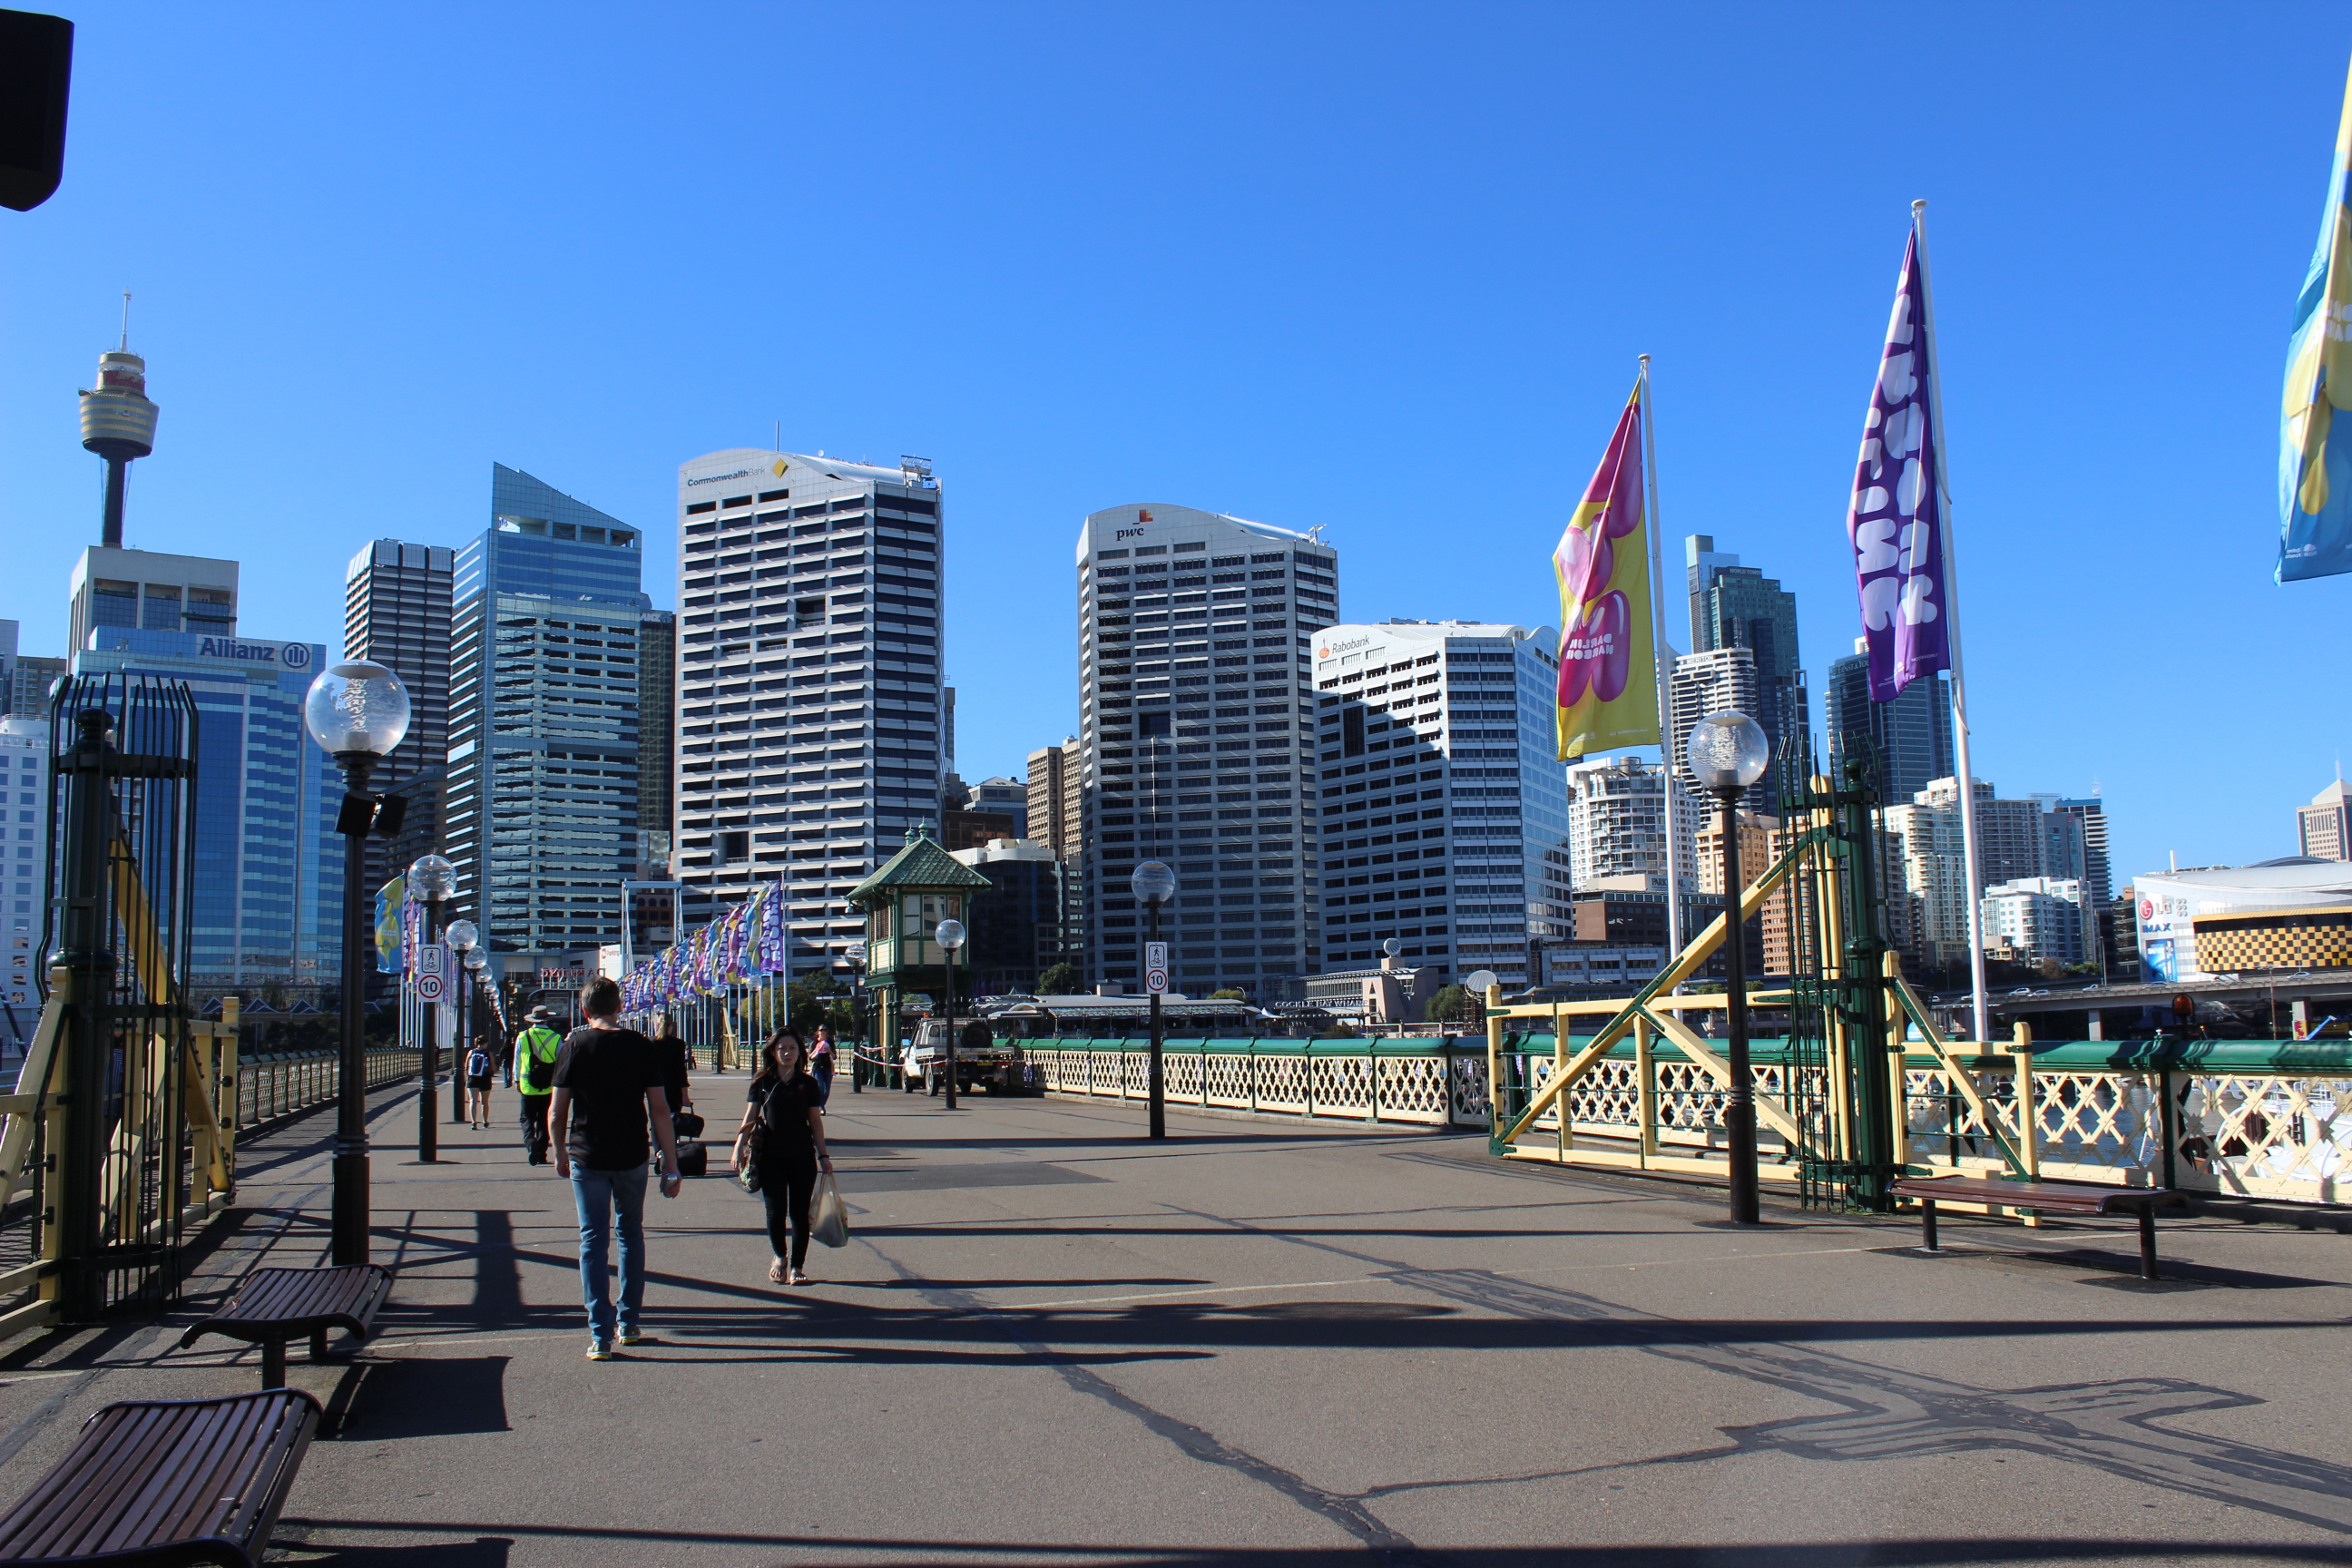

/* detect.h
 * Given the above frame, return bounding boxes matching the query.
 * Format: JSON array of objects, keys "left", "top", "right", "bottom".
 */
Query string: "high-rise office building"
[
  {"left": 1, "top": 717, "right": 50, "bottom": 1039},
  {"left": 6, "top": 655, "right": 65, "bottom": 720},
  {"left": 1824, "top": 636, "right": 1955, "bottom": 801},
  {"left": 71, "top": 613, "right": 339, "bottom": 999},
  {"left": 2053, "top": 796, "right": 2112, "bottom": 910},
  {"left": 1685, "top": 535, "right": 1804, "bottom": 803},
  {"left": 67, "top": 547, "right": 237, "bottom": 655},
  {"left": 1026, "top": 738, "right": 1082, "bottom": 859},
  {"left": 1982, "top": 877, "right": 2087, "bottom": 968},
  {"left": 637, "top": 608, "right": 677, "bottom": 875},
  {"left": 1669, "top": 647, "right": 1762, "bottom": 799},
  {"left": 671, "top": 450, "right": 945, "bottom": 977},
  {"left": 1311, "top": 621, "right": 1568, "bottom": 990},
  {"left": 951, "top": 838, "right": 1078, "bottom": 995},
  {"left": 1563, "top": 754, "right": 1700, "bottom": 890},
  {"left": 2298, "top": 781, "right": 2350, "bottom": 862},
  {"left": 1079, "top": 504, "right": 1334, "bottom": 993},
  {"left": 446, "top": 466, "right": 651, "bottom": 964},
  {"left": 344, "top": 540, "right": 455, "bottom": 895}
]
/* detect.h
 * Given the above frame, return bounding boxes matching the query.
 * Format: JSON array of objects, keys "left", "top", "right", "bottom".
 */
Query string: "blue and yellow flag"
[
  {"left": 2280, "top": 55, "right": 2352, "bottom": 581},
  {"left": 374, "top": 876, "right": 406, "bottom": 974}
]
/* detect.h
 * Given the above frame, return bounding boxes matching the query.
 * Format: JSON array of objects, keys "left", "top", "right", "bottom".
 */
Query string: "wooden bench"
[
  {"left": 177, "top": 1264, "right": 392, "bottom": 1388},
  {"left": 1892, "top": 1175, "right": 2185, "bottom": 1280},
  {"left": 0, "top": 1388, "right": 319, "bottom": 1567}
]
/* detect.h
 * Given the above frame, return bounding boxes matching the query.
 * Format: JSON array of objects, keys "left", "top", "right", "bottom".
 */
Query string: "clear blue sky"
[{"left": 3, "top": 3, "right": 2343, "bottom": 890}]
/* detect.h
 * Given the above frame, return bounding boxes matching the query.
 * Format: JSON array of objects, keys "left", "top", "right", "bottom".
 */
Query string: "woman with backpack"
[
  {"left": 731, "top": 1026, "right": 833, "bottom": 1287},
  {"left": 465, "top": 1031, "right": 496, "bottom": 1128}
]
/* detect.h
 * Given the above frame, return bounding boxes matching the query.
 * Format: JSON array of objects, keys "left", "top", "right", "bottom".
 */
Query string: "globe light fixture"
[
  {"left": 445, "top": 918, "right": 477, "bottom": 953},
  {"left": 463, "top": 946, "right": 487, "bottom": 971},
  {"left": 1130, "top": 859, "right": 1175, "bottom": 1139},
  {"left": 304, "top": 661, "right": 411, "bottom": 765},
  {"left": 305, "top": 661, "right": 411, "bottom": 1266},
  {"left": 1684, "top": 710, "right": 1769, "bottom": 796},
  {"left": 407, "top": 855, "right": 456, "bottom": 902},
  {"left": 1684, "top": 708, "right": 1768, "bottom": 1227},
  {"left": 1130, "top": 860, "right": 1176, "bottom": 906}
]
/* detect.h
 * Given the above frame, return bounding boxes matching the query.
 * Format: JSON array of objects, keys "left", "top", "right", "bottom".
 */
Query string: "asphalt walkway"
[{"left": 1, "top": 1076, "right": 2347, "bottom": 1567}]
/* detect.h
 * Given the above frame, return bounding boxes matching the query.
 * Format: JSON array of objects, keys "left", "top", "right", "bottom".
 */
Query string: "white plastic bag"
[{"left": 811, "top": 1171, "right": 849, "bottom": 1248}]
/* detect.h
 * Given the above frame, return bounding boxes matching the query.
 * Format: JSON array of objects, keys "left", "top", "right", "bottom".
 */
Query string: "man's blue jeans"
[{"left": 571, "top": 1164, "right": 648, "bottom": 1339}]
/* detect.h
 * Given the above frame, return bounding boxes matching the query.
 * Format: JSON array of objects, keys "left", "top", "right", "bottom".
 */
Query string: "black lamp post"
[
  {"left": 304, "top": 660, "right": 412, "bottom": 1269},
  {"left": 1686, "top": 709, "right": 1770, "bottom": 1228},
  {"left": 1131, "top": 860, "right": 1175, "bottom": 1140},
  {"left": 446, "top": 917, "right": 479, "bottom": 1124},
  {"left": 936, "top": 918, "right": 965, "bottom": 1109},
  {"left": 845, "top": 938, "right": 867, "bottom": 1093},
  {"left": 407, "top": 855, "right": 456, "bottom": 1160}
]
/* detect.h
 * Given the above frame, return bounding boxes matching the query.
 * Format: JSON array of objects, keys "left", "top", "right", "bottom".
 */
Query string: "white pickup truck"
[{"left": 901, "top": 1017, "right": 1028, "bottom": 1096}]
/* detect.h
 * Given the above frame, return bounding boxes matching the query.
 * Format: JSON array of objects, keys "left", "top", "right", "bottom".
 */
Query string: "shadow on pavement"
[{"left": 333, "top": 1356, "right": 512, "bottom": 1439}]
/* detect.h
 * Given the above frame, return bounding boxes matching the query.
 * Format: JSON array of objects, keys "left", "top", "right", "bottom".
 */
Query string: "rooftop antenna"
[
  {"left": 774, "top": 420, "right": 780, "bottom": 452},
  {"left": 119, "top": 289, "right": 131, "bottom": 349}
]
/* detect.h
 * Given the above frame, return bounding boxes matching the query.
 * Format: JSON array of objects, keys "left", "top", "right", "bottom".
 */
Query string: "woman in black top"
[
  {"left": 656, "top": 1014, "right": 692, "bottom": 1116},
  {"left": 731, "top": 1027, "right": 833, "bottom": 1286}
]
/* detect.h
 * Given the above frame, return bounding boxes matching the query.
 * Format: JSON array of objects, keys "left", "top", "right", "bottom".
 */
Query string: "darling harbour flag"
[
  {"left": 2279, "top": 55, "right": 2352, "bottom": 582},
  {"left": 1847, "top": 226, "right": 1951, "bottom": 700},
  {"left": 1553, "top": 380, "right": 1657, "bottom": 759}
]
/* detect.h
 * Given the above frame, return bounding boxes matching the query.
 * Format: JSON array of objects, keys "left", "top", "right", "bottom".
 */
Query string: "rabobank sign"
[{"left": 198, "top": 638, "right": 314, "bottom": 670}]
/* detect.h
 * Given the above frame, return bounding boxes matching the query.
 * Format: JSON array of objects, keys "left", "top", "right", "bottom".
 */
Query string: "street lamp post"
[
  {"left": 845, "top": 938, "right": 867, "bottom": 1093},
  {"left": 408, "top": 855, "right": 456, "bottom": 1160},
  {"left": 1685, "top": 709, "right": 1770, "bottom": 1227},
  {"left": 304, "top": 661, "right": 412, "bottom": 1268},
  {"left": 935, "top": 918, "right": 965, "bottom": 1109},
  {"left": 446, "top": 917, "right": 479, "bottom": 1126},
  {"left": 1131, "top": 860, "right": 1176, "bottom": 1140}
]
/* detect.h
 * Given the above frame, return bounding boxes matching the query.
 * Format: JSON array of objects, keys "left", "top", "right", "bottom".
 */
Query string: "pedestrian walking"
[
  {"left": 465, "top": 1031, "right": 495, "bottom": 1128},
  {"left": 656, "top": 1014, "right": 692, "bottom": 1117},
  {"left": 514, "top": 1006, "right": 564, "bottom": 1164},
  {"left": 808, "top": 1024, "right": 837, "bottom": 1106},
  {"left": 731, "top": 1026, "right": 832, "bottom": 1288},
  {"left": 551, "top": 975, "right": 681, "bottom": 1360}
]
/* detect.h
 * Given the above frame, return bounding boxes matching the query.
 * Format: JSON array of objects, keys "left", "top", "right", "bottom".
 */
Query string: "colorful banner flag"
[
  {"left": 1847, "top": 225, "right": 1952, "bottom": 700},
  {"left": 2280, "top": 55, "right": 2352, "bottom": 582},
  {"left": 1554, "top": 380, "right": 1657, "bottom": 759},
  {"left": 374, "top": 876, "right": 406, "bottom": 974}
]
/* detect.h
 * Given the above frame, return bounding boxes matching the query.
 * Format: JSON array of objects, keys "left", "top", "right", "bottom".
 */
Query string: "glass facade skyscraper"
[
  {"left": 1311, "top": 622, "right": 1567, "bottom": 990},
  {"left": 446, "top": 466, "right": 651, "bottom": 962},
  {"left": 1824, "top": 636, "right": 1955, "bottom": 804},
  {"left": 1685, "top": 534, "right": 1805, "bottom": 804},
  {"left": 1077, "top": 505, "right": 1335, "bottom": 995},
  {"left": 671, "top": 449, "right": 945, "bottom": 977},
  {"left": 69, "top": 624, "right": 338, "bottom": 999},
  {"left": 344, "top": 540, "right": 455, "bottom": 899}
]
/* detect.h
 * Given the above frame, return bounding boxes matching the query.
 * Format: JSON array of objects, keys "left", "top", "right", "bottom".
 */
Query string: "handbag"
[
  {"left": 811, "top": 1171, "right": 849, "bottom": 1248},
  {"left": 671, "top": 1102, "right": 706, "bottom": 1140},
  {"left": 734, "top": 1134, "right": 763, "bottom": 1194}
]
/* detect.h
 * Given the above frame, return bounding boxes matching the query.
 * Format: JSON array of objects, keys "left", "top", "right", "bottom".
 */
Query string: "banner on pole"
[
  {"left": 2280, "top": 54, "right": 2352, "bottom": 582},
  {"left": 1847, "top": 225, "right": 1952, "bottom": 700},
  {"left": 1554, "top": 381, "right": 1658, "bottom": 759}
]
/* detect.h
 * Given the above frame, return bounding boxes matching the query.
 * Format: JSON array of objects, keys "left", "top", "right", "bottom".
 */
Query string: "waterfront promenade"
[{"left": 0, "top": 1083, "right": 2346, "bottom": 1567}]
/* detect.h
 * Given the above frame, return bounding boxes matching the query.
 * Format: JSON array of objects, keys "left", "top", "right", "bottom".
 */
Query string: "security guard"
[{"left": 514, "top": 1006, "right": 565, "bottom": 1165}]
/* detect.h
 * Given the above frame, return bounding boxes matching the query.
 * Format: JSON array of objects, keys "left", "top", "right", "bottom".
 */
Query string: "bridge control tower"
[{"left": 77, "top": 295, "right": 159, "bottom": 548}]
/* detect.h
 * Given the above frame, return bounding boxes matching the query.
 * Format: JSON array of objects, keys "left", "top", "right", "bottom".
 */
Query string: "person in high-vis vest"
[{"left": 515, "top": 1008, "right": 564, "bottom": 1165}]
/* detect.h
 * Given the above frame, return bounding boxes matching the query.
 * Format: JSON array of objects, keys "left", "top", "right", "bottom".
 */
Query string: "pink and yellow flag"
[{"left": 1554, "top": 381, "right": 1658, "bottom": 759}]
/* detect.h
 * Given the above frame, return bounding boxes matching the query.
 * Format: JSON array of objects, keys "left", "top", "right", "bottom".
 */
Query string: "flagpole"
[
  {"left": 1912, "top": 198, "right": 1990, "bottom": 1044},
  {"left": 1637, "top": 355, "right": 1685, "bottom": 984}
]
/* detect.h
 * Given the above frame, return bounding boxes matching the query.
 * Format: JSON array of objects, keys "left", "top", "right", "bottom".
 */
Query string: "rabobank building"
[{"left": 70, "top": 625, "right": 340, "bottom": 1000}]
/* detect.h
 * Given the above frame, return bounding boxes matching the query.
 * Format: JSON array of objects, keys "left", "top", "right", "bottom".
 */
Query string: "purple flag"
[{"left": 1847, "top": 227, "right": 1950, "bottom": 701}]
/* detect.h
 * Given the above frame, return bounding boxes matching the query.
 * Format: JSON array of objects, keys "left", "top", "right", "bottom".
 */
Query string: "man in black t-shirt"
[{"left": 550, "top": 976, "right": 681, "bottom": 1360}]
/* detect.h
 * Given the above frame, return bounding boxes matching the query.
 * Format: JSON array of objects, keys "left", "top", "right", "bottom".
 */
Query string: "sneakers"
[
  {"left": 618, "top": 1329, "right": 649, "bottom": 1347},
  {"left": 586, "top": 1338, "right": 613, "bottom": 1361}
]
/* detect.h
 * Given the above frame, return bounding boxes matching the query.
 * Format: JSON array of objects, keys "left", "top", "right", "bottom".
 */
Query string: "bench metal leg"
[
  {"left": 1919, "top": 1198, "right": 1939, "bottom": 1253},
  {"left": 2137, "top": 1205, "right": 2161, "bottom": 1281},
  {"left": 261, "top": 1338, "right": 286, "bottom": 1389},
  {"left": 310, "top": 1328, "right": 329, "bottom": 1363}
]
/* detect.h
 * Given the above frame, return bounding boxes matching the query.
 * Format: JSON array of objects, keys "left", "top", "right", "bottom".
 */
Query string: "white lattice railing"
[{"left": 1024, "top": 1036, "right": 2349, "bottom": 1206}]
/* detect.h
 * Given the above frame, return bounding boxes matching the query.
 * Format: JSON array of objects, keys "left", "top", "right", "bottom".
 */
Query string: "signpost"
[
  {"left": 1144, "top": 942, "right": 1169, "bottom": 995},
  {"left": 416, "top": 943, "right": 447, "bottom": 1004}
]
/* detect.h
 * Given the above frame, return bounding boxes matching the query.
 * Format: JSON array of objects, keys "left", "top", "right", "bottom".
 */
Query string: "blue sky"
[{"left": 2, "top": 3, "right": 2344, "bottom": 890}]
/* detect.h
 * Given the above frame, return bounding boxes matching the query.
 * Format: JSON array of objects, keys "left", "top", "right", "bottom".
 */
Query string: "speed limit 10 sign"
[{"left": 1144, "top": 942, "right": 1169, "bottom": 995}]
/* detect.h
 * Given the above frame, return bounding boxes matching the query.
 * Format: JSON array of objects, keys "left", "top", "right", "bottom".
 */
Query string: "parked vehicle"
[{"left": 903, "top": 1016, "right": 1027, "bottom": 1095}]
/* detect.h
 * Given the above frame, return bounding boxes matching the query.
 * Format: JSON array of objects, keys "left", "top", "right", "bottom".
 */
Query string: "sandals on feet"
[{"left": 768, "top": 1260, "right": 788, "bottom": 1284}]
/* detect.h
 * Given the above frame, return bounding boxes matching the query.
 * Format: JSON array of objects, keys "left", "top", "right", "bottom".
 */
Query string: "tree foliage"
[
  {"left": 1426, "top": 984, "right": 1476, "bottom": 1023},
  {"left": 1037, "top": 962, "right": 1082, "bottom": 995}
]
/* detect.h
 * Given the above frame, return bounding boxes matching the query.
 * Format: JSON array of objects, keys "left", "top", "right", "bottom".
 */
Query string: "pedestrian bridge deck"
[{"left": 0, "top": 1079, "right": 2345, "bottom": 1566}]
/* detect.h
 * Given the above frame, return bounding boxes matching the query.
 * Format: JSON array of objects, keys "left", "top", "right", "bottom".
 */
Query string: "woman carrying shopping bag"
[{"left": 731, "top": 1027, "right": 833, "bottom": 1287}]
